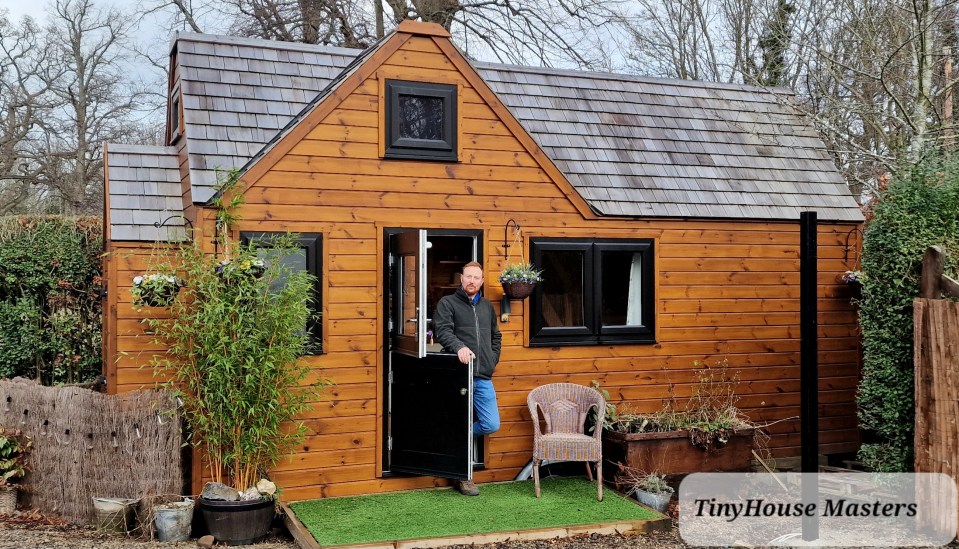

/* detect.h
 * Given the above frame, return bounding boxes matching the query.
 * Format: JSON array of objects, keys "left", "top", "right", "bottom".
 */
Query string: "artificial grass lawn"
[{"left": 290, "top": 477, "right": 660, "bottom": 546}]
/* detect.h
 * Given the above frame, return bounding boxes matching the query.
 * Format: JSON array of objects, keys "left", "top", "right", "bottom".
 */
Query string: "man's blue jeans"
[{"left": 473, "top": 378, "right": 500, "bottom": 436}]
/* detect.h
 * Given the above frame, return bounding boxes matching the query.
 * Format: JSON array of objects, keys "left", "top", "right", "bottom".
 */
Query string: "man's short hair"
[{"left": 463, "top": 261, "right": 483, "bottom": 272}]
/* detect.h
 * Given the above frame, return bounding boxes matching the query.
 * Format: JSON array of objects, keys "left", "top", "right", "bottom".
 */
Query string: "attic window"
[{"left": 384, "top": 80, "right": 457, "bottom": 161}]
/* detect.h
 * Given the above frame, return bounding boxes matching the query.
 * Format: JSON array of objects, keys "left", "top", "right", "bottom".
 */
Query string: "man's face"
[{"left": 461, "top": 266, "right": 484, "bottom": 297}]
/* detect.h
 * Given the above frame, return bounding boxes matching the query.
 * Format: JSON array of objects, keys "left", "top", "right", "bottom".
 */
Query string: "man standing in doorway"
[{"left": 433, "top": 261, "right": 502, "bottom": 496}]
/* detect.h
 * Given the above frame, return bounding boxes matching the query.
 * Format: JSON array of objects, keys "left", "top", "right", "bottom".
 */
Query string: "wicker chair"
[{"left": 527, "top": 383, "right": 605, "bottom": 501}]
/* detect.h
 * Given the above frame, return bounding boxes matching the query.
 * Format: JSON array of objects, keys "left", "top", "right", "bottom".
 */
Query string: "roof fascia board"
[{"left": 430, "top": 36, "right": 598, "bottom": 220}]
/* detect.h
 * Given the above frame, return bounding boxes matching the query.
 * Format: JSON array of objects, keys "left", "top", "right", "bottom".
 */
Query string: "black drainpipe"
[{"left": 800, "top": 211, "right": 819, "bottom": 541}]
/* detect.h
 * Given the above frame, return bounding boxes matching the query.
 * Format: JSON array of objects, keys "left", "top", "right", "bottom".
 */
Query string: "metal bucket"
[
  {"left": 92, "top": 497, "right": 137, "bottom": 533},
  {"left": 154, "top": 499, "right": 195, "bottom": 542}
]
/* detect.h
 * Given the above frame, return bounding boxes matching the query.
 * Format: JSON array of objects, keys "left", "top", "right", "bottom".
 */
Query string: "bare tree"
[
  {"left": 0, "top": 13, "right": 57, "bottom": 214},
  {"left": 37, "top": 0, "right": 148, "bottom": 214},
  {"left": 147, "top": 0, "right": 629, "bottom": 69}
]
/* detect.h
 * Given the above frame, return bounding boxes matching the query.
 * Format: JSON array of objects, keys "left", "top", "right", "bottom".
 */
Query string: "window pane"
[
  {"left": 398, "top": 94, "right": 444, "bottom": 140},
  {"left": 400, "top": 255, "right": 417, "bottom": 337},
  {"left": 601, "top": 251, "right": 643, "bottom": 326},
  {"left": 539, "top": 250, "right": 585, "bottom": 327}
]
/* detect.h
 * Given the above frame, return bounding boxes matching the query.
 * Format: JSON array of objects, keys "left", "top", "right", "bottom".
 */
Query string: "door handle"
[{"left": 406, "top": 318, "right": 418, "bottom": 323}]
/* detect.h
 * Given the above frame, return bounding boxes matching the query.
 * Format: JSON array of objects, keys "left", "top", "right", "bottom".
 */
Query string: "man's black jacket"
[{"left": 433, "top": 287, "right": 502, "bottom": 380}]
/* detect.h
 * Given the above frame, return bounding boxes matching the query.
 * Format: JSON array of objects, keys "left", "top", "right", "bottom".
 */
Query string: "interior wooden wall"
[{"left": 103, "top": 32, "right": 863, "bottom": 502}]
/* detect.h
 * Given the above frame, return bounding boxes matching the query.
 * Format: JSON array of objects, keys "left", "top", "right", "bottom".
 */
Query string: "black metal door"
[{"left": 389, "top": 351, "right": 473, "bottom": 480}]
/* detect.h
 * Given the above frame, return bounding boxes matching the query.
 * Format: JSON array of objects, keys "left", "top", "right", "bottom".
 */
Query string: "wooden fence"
[
  {"left": 0, "top": 378, "right": 183, "bottom": 524},
  {"left": 914, "top": 246, "right": 959, "bottom": 536}
]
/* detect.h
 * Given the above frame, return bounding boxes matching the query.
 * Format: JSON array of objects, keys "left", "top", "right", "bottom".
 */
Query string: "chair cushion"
[{"left": 533, "top": 433, "right": 601, "bottom": 462}]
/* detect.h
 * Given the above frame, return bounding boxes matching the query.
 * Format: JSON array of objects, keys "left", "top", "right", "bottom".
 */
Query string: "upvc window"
[
  {"left": 384, "top": 80, "right": 457, "bottom": 161},
  {"left": 530, "top": 239, "right": 655, "bottom": 346},
  {"left": 240, "top": 232, "right": 323, "bottom": 353}
]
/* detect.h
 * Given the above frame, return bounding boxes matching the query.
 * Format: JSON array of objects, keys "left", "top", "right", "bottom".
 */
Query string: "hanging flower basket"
[
  {"left": 215, "top": 258, "right": 265, "bottom": 282},
  {"left": 502, "top": 281, "right": 537, "bottom": 300},
  {"left": 498, "top": 262, "right": 543, "bottom": 300},
  {"left": 132, "top": 274, "right": 185, "bottom": 307}
]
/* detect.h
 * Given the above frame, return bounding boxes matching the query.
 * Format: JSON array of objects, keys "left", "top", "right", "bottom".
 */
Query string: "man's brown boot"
[{"left": 456, "top": 479, "right": 479, "bottom": 496}]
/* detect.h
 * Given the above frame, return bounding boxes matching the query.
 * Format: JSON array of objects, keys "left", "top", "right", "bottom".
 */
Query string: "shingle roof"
[
  {"left": 106, "top": 31, "right": 862, "bottom": 241},
  {"left": 104, "top": 144, "right": 185, "bottom": 241},
  {"left": 176, "top": 33, "right": 359, "bottom": 202},
  {"left": 476, "top": 64, "right": 862, "bottom": 221}
]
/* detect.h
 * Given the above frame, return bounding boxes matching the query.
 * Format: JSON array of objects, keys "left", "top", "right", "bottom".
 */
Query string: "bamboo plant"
[{"left": 145, "top": 233, "right": 323, "bottom": 492}]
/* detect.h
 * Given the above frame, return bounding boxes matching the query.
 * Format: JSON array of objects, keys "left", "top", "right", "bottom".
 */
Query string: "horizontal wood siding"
[{"left": 108, "top": 34, "right": 862, "bottom": 501}]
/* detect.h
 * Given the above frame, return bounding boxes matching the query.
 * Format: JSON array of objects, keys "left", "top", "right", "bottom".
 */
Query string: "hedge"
[
  {"left": 858, "top": 157, "right": 959, "bottom": 472},
  {"left": 0, "top": 216, "right": 103, "bottom": 385}
]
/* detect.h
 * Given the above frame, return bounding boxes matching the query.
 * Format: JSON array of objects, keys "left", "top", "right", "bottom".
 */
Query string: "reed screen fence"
[{"left": 0, "top": 378, "right": 183, "bottom": 524}]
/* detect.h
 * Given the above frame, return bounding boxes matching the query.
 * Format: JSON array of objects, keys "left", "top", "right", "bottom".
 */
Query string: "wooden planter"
[{"left": 603, "top": 428, "right": 755, "bottom": 479}]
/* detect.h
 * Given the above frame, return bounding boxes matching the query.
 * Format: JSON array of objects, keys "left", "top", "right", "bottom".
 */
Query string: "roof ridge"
[
  {"left": 474, "top": 61, "right": 793, "bottom": 96},
  {"left": 106, "top": 143, "right": 177, "bottom": 154},
  {"left": 172, "top": 31, "right": 364, "bottom": 57}
]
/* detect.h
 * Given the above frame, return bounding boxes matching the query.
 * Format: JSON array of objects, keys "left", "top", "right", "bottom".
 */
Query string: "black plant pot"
[{"left": 198, "top": 497, "right": 274, "bottom": 546}]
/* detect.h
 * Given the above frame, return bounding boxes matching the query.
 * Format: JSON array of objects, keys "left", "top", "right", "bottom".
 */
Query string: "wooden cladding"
[{"left": 104, "top": 32, "right": 863, "bottom": 501}]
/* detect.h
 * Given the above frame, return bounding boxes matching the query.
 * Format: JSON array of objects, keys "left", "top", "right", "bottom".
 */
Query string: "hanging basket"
[
  {"left": 502, "top": 281, "right": 536, "bottom": 300},
  {"left": 137, "top": 286, "right": 181, "bottom": 307}
]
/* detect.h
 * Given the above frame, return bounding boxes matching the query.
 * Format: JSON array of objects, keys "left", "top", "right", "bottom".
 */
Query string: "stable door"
[{"left": 385, "top": 229, "right": 482, "bottom": 480}]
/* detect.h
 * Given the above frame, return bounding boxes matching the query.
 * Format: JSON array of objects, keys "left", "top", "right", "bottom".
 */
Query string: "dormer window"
[{"left": 384, "top": 80, "right": 457, "bottom": 161}]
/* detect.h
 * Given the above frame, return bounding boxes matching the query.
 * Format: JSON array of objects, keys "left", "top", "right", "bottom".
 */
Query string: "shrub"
[
  {"left": 858, "top": 156, "right": 959, "bottom": 471},
  {"left": 0, "top": 216, "right": 102, "bottom": 384},
  {"left": 145, "top": 234, "right": 324, "bottom": 491}
]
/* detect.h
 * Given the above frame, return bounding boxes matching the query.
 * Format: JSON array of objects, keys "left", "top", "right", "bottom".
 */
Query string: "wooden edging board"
[{"left": 280, "top": 499, "right": 671, "bottom": 549}]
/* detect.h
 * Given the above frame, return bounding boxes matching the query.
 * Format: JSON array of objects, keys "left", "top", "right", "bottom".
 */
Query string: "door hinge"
[
  {"left": 388, "top": 318, "right": 393, "bottom": 332},
  {"left": 388, "top": 254, "right": 394, "bottom": 267},
  {"left": 388, "top": 371, "right": 393, "bottom": 384},
  {"left": 388, "top": 436, "right": 393, "bottom": 451}
]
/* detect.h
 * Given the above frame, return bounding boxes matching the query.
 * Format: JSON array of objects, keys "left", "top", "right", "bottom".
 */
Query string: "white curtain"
[{"left": 626, "top": 252, "right": 643, "bottom": 325}]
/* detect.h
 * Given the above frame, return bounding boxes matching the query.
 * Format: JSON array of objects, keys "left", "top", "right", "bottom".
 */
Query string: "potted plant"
[
  {"left": 600, "top": 360, "right": 759, "bottom": 481},
  {"left": 131, "top": 273, "right": 185, "bottom": 307},
  {"left": 0, "top": 427, "right": 32, "bottom": 515},
  {"left": 617, "top": 467, "right": 673, "bottom": 514},
  {"left": 498, "top": 262, "right": 543, "bottom": 300},
  {"left": 215, "top": 257, "right": 265, "bottom": 281},
  {"left": 840, "top": 270, "right": 864, "bottom": 300},
  {"left": 144, "top": 234, "right": 323, "bottom": 545}
]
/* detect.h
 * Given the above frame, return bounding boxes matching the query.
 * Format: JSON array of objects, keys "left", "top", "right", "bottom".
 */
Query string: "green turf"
[{"left": 290, "top": 477, "right": 661, "bottom": 547}]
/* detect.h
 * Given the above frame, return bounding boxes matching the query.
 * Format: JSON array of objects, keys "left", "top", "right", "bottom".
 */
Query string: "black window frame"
[
  {"left": 530, "top": 238, "right": 655, "bottom": 347},
  {"left": 240, "top": 232, "right": 323, "bottom": 354},
  {"left": 384, "top": 79, "right": 457, "bottom": 162},
  {"left": 168, "top": 84, "right": 181, "bottom": 144}
]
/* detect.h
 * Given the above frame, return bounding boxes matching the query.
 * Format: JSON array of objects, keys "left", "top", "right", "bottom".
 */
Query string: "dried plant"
[{"left": 604, "top": 358, "right": 755, "bottom": 449}]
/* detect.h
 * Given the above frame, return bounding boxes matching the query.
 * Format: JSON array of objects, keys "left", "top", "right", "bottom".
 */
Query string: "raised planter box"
[{"left": 603, "top": 428, "right": 755, "bottom": 478}]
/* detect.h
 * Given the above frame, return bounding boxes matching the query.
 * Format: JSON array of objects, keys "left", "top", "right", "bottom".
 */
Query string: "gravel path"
[{"left": 0, "top": 511, "right": 690, "bottom": 549}]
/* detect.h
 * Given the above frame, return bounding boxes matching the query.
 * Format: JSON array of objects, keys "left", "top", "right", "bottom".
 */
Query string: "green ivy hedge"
[
  {"left": 858, "top": 158, "right": 959, "bottom": 472},
  {"left": 0, "top": 216, "right": 103, "bottom": 385}
]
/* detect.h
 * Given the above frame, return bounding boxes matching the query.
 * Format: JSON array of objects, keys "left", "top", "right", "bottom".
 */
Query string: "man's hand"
[{"left": 457, "top": 347, "right": 475, "bottom": 365}]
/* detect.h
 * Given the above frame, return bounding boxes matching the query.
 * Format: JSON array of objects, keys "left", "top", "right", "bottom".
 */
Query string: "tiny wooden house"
[{"left": 103, "top": 21, "right": 864, "bottom": 501}]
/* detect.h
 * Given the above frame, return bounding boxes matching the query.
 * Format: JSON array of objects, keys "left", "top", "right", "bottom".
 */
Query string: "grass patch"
[{"left": 290, "top": 477, "right": 661, "bottom": 546}]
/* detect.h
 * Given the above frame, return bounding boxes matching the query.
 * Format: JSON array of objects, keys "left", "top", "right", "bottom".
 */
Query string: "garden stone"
[
  {"left": 239, "top": 486, "right": 260, "bottom": 501},
  {"left": 200, "top": 482, "right": 239, "bottom": 501},
  {"left": 197, "top": 534, "right": 215, "bottom": 548}
]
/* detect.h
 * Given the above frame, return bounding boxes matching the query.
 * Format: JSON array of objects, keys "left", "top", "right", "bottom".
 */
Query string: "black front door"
[
  {"left": 386, "top": 229, "right": 476, "bottom": 480},
  {"left": 389, "top": 351, "right": 472, "bottom": 479}
]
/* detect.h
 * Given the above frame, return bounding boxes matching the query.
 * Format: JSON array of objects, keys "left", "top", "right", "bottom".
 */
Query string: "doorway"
[{"left": 383, "top": 229, "right": 484, "bottom": 479}]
